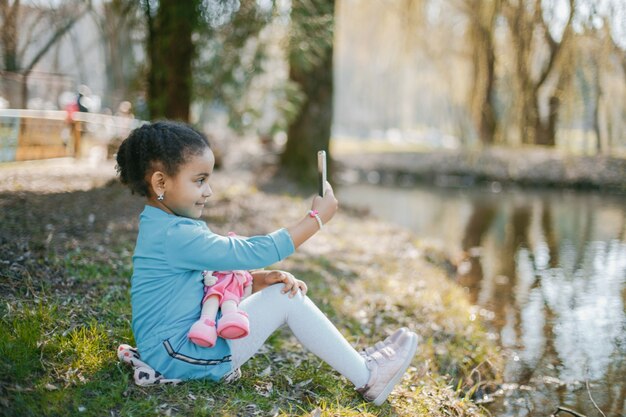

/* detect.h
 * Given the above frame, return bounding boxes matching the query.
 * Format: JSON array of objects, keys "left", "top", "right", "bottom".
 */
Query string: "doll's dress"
[
  {"left": 202, "top": 270, "right": 253, "bottom": 305},
  {"left": 208, "top": 270, "right": 252, "bottom": 339}
]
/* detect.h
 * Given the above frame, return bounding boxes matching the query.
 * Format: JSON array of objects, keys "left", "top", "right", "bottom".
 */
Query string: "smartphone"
[{"left": 317, "top": 150, "right": 327, "bottom": 197}]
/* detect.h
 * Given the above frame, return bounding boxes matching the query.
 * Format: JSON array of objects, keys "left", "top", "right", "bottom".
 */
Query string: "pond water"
[{"left": 337, "top": 182, "right": 626, "bottom": 417}]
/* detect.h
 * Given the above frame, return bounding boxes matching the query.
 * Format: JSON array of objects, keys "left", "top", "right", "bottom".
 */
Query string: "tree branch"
[
  {"left": 22, "top": 2, "right": 91, "bottom": 76},
  {"left": 18, "top": 8, "right": 48, "bottom": 59},
  {"left": 536, "top": 0, "right": 575, "bottom": 88}
]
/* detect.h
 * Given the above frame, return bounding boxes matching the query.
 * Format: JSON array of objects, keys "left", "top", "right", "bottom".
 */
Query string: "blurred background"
[
  {"left": 1, "top": 0, "right": 625, "bottom": 171},
  {"left": 1, "top": 1, "right": 625, "bottom": 416}
]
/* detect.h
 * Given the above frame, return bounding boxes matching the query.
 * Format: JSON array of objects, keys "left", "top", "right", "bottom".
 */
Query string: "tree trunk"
[
  {"left": 593, "top": 76, "right": 602, "bottom": 153},
  {"left": 534, "top": 96, "right": 558, "bottom": 146},
  {"left": 535, "top": 44, "right": 573, "bottom": 147},
  {"left": 281, "top": 0, "right": 335, "bottom": 185},
  {"left": 504, "top": 0, "right": 575, "bottom": 147},
  {"left": 283, "top": 48, "right": 333, "bottom": 184},
  {"left": 146, "top": 0, "right": 198, "bottom": 121},
  {"left": 20, "top": 73, "right": 28, "bottom": 108},
  {"left": 479, "top": 45, "right": 497, "bottom": 145},
  {"left": 467, "top": 0, "right": 499, "bottom": 145},
  {"left": 521, "top": 85, "right": 539, "bottom": 145},
  {"left": 1, "top": 0, "right": 20, "bottom": 107},
  {"left": 506, "top": 0, "right": 536, "bottom": 145}
]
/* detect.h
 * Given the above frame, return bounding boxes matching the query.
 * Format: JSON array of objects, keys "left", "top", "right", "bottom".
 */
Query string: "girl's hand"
[
  {"left": 251, "top": 270, "right": 307, "bottom": 297},
  {"left": 286, "top": 181, "right": 338, "bottom": 248},
  {"left": 311, "top": 181, "right": 338, "bottom": 224}
]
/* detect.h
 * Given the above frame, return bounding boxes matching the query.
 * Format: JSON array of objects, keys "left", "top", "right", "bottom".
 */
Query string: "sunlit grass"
[{"left": 57, "top": 322, "right": 111, "bottom": 382}]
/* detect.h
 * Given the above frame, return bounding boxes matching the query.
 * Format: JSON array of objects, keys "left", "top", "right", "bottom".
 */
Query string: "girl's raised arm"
[
  {"left": 287, "top": 181, "right": 338, "bottom": 248},
  {"left": 162, "top": 182, "right": 338, "bottom": 272}
]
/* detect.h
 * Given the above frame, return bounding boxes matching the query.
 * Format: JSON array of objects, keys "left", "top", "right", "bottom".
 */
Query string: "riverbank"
[
  {"left": 0, "top": 156, "right": 501, "bottom": 416},
  {"left": 334, "top": 146, "right": 626, "bottom": 191}
]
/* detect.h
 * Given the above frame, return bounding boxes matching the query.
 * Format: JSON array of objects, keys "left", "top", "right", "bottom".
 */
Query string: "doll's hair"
[{"left": 115, "top": 121, "right": 210, "bottom": 197}]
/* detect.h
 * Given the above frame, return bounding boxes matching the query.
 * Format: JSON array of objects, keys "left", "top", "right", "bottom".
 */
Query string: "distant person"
[
  {"left": 114, "top": 121, "right": 418, "bottom": 405},
  {"left": 116, "top": 101, "right": 134, "bottom": 119},
  {"left": 64, "top": 101, "right": 79, "bottom": 122},
  {"left": 114, "top": 101, "right": 135, "bottom": 140},
  {"left": 77, "top": 85, "right": 91, "bottom": 112}
]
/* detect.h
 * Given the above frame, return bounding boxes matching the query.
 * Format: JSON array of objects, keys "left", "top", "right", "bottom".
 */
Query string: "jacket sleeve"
[{"left": 164, "top": 219, "right": 295, "bottom": 272}]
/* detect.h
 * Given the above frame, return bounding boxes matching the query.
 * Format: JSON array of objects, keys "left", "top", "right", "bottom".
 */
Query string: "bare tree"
[
  {"left": 577, "top": 25, "right": 611, "bottom": 154},
  {"left": 587, "top": 14, "right": 626, "bottom": 154},
  {"left": 503, "top": 0, "right": 576, "bottom": 146},
  {"left": 0, "top": 0, "right": 91, "bottom": 107},
  {"left": 90, "top": 0, "right": 142, "bottom": 109},
  {"left": 553, "top": 2, "right": 626, "bottom": 154},
  {"left": 456, "top": 0, "right": 500, "bottom": 145}
]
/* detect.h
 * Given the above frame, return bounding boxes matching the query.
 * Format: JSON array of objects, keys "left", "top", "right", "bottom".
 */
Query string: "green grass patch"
[
  {"left": 0, "top": 306, "right": 49, "bottom": 383},
  {"left": 56, "top": 322, "right": 112, "bottom": 382}
]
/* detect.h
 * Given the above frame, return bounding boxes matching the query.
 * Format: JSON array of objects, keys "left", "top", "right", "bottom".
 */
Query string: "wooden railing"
[{"left": 0, "top": 109, "right": 145, "bottom": 162}]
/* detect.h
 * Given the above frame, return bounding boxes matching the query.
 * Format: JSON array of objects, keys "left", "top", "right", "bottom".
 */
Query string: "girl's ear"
[{"left": 150, "top": 170, "right": 166, "bottom": 198}]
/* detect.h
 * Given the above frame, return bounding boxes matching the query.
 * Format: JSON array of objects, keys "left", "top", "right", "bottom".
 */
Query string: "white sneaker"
[
  {"left": 360, "top": 327, "right": 409, "bottom": 357},
  {"left": 356, "top": 331, "right": 418, "bottom": 406}
]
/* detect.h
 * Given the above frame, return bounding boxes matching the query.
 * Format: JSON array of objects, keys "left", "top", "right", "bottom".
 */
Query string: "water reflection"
[{"left": 338, "top": 184, "right": 626, "bottom": 417}]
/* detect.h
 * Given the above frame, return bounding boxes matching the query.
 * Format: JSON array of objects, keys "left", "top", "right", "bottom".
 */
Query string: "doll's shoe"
[
  {"left": 361, "top": 327, "right": 409, "bottom": 358},
  {"left": 188, "top": 317, "right": 217, "bottom": 347},
  {"left": 217, "top": 310, "right": 249, "bottom": 339}
]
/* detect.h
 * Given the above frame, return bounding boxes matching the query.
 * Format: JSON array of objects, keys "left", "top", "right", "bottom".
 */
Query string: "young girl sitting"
[{"left": 115, "top": 121, "right": 418, "bottom": 405}]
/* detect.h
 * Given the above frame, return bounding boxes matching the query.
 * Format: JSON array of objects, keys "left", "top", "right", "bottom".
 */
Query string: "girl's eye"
[{"left": 197, "top": 178, "right": 205, "bottom": 185}]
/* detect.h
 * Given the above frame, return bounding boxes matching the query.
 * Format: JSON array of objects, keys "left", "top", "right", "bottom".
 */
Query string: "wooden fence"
[{"left": 0, "top": 110, "right": 144, "bottom": 163}]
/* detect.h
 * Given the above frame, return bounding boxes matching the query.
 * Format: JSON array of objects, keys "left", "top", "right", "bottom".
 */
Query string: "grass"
[{"left": 0, "top": 170, "right": 502, "bottom": 417}]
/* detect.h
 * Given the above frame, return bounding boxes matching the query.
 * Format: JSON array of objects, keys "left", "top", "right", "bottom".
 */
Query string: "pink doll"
[
  {"left": 188, "top": 234, "right": 254, "bottom": 348},
  {"left": 188, "top": 269, "right": 253, "bottom": 347}
]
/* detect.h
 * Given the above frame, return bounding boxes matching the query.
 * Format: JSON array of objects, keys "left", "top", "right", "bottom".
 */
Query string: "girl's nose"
[{"left": 203, "top": 185, "right": 213, "bottom": 198}]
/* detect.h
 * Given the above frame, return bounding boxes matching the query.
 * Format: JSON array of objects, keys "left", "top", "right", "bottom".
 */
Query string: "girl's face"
[{"left": 159, "top": 147, "right": 215, "bottom": 219}]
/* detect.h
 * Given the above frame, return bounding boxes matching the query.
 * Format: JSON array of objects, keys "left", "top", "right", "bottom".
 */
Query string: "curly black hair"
[{"left": 115, "top": 121, "right": 210, "bottom": 197}]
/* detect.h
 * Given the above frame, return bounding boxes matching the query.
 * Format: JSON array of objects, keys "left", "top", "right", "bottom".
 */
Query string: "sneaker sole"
[{"left": 372, "top": 332, "right": 418, "bottom": 406}]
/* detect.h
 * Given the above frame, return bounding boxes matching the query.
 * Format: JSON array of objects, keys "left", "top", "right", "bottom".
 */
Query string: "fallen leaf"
[
  {"left": 296, "top": 378, "right": 313, "bottom": 388},
  {"left": 309, "top": 408, "right": 322, "bottom": 417},
  {"left": 259, "top": 365, "right": 271, "bottom": 377}
]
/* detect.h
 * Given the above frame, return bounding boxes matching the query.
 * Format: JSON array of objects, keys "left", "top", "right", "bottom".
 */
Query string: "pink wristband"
[{"left": 308, "top": 210, "right": 323, "bottom": 230}]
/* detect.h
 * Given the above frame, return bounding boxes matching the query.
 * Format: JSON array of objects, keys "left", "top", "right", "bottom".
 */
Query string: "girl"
[{"left": 115, "top": 121, "right": 418, "bottom": 405}]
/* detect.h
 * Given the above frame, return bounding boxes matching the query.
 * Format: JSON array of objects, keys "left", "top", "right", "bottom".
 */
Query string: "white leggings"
[{"left": 228, "top": 283, "right": 370, "bottom": 388}]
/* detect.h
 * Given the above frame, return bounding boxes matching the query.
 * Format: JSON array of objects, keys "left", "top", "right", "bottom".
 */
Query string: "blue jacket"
[{"left": 130, "top": 205, "right": 295, "bottom": 380}]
